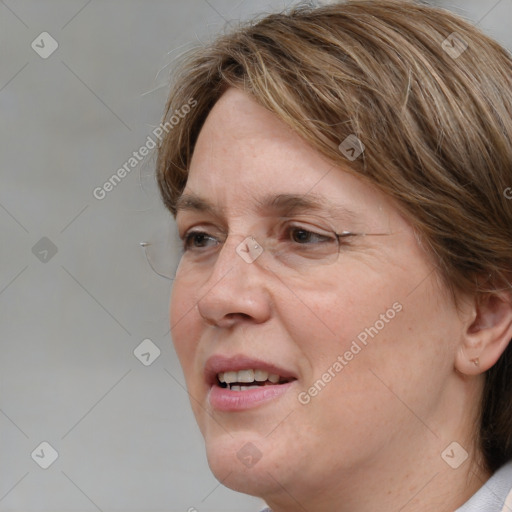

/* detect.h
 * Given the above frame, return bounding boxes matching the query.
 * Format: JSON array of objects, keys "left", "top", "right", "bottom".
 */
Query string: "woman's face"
[{"left": 170, "top": 88, "right": 469, "bottom": 506}]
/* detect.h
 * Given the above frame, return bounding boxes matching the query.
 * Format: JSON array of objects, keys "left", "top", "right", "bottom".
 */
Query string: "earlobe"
[
  {"left": 455, "top": 291, "right": 512, "bottom": 376},
  {"left": 456, "top": 346, "right": 484, "bottom": 376}
]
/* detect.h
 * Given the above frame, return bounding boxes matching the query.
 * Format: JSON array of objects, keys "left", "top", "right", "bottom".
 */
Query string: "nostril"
[{"left": 226, "top": 312, "right": 251, "bottom": 320}]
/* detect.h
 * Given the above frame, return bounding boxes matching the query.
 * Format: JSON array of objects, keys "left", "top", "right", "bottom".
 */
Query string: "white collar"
[{"left": 455, "top": 460, "right": 512, "bottom": 512}]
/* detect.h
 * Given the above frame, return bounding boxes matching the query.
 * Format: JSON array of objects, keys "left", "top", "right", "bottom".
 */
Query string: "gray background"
[{"left": 1, "top": 1, "right": 510, "bottom": 511}]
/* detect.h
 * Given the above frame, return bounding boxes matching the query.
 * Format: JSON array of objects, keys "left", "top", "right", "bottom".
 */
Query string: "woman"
[{"left": 155, "top": 1, "right": 512, "bottom": 510}]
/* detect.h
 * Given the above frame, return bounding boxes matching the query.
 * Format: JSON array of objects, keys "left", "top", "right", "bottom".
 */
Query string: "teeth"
[
  {"left": 217, "top": 369, "right": 284, "bottom": 384},
  {"left": 254, "top": 369, "right": 269, "bottom": 382},
  {"left": 222, "top": 371, "right": 238, "bottom": 384},
  {"left": 237, "top": 369, "right": 254, "bottom": 383},
  {"left": 231, "top": 384, "right": 261, "bottom": 392}
]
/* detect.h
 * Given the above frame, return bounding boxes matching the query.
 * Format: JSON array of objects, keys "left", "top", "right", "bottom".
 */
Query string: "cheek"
[
  {"left": 281, "top": 261, "right": 457, "bottom": 403},
  {"left": 169, "top": 281, "right": 213, "bottom": 431},
  {"left": 275, "top": 269, "right": 402, "bottom": 362},
  {"left": 169, "top": 281, "right": 200, "bottom": 376},
  {"left": 283, "top": 292, "right": 454, "bottom": 465}
]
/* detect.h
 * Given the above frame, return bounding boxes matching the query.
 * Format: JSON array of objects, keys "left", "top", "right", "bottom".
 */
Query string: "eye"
[
  {"left": 286, "top": 225, "right": 336, "bottom": 244},
  {"left": 182, "top": 230, "right": 219, "bottom": 251},
  {"left": 273, "top": 222, "right": 342, "bottom": 265}
]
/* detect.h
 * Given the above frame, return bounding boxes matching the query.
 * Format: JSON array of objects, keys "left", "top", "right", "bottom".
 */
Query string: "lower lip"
[{"left": 208, "top": 381, "right": 296, "bottom": 411}]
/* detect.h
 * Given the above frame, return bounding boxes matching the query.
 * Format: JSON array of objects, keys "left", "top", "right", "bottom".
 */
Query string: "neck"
[{"left": 264, "top": 448, "right": 490, "bottom": 512}]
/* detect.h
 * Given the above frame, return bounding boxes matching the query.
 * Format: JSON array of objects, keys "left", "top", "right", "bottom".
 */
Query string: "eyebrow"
[{"left": 175, "top": 192, "right": 358, "bottom": 221}]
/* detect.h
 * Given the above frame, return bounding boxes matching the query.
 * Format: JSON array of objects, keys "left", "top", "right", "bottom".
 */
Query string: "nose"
[{"left": 196, "top": 235, "right": 272, "bottom": 328}]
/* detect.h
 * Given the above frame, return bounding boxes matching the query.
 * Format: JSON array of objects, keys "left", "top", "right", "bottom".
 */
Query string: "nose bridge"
[
  {"left": 195, "top": 231, "right": 272, "bottom": 326},
  {"left": 208, "top": 232, "right": 265, "bottom": 282},
  {"left": 199, "top": 227, "right": 287, "bottom": 290}
]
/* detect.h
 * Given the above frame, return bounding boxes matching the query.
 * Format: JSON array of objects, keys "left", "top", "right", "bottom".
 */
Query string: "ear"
[{"left": 455, "top": 291, "right": 512, "bottom": 376}]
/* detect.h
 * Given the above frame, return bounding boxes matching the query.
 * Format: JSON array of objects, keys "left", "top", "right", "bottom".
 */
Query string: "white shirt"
[
  {"left": 455, "top": 460, "right": 512, "bottom": 511},
  {"left": 259, "top": 460, "right": 512, "bottom": 512}
]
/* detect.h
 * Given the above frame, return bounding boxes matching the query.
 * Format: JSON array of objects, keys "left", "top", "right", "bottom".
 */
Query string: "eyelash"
[
  {"left": 180, "top": 223, "right": 339, "bottom": 252},
  {"left": 181, "top": 231, "right": 218, "bottom": 251}
]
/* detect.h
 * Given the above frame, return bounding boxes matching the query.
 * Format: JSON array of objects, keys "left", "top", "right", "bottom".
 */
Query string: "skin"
[{"left": 170, "top": 87, "right": 512, "bottom": 512}]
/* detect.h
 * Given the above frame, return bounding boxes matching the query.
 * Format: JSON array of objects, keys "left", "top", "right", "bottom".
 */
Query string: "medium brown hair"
[{"left": 156, "top": 0, "right": 512, "bottom": 472}]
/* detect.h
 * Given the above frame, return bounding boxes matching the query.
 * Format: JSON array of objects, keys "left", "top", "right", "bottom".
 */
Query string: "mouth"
[
  {"left": 205, "top": 355, "right": 298, "bottom": 411},
  {"left": 216, "top": 369, "right": 295, "bottom": 391}
]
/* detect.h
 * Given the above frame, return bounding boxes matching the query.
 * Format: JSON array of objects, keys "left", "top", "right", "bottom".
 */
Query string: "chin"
[{"left": 203, "top": 431, "right": 284, "bottom": 496}]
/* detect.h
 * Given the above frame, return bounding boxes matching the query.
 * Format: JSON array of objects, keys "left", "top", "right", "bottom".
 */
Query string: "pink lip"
[
  {"left": 204, "top": 354, "right": 298, "bottom": 412},
  {"left": 208, "top": 380, "right": 296, "bottom": 411}
]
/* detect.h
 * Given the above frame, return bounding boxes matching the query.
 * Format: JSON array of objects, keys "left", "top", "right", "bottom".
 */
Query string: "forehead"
[
  {"left": 187, "top": 88, "right": 330, "bottom": 189},
  {"left": 181, "top": 88, "right": 398, "bottom": 228}
]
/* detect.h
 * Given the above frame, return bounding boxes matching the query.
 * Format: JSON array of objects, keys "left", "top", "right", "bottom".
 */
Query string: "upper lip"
[{"left": 204, "top": 354, "right": 298, "bottom": 386}]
